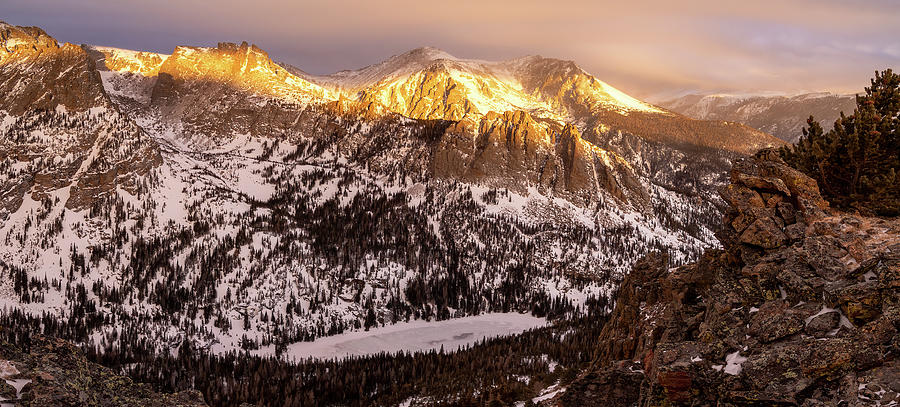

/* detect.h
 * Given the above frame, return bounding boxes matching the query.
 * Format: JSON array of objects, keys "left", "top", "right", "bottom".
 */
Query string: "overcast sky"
[{"left": 4, "top": 0, "right": 899, "bottom": 99}]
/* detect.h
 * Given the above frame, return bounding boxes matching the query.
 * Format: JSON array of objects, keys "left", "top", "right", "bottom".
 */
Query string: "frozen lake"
[{"left": 262, "top": 313, "right": 547, "bottom": 361}]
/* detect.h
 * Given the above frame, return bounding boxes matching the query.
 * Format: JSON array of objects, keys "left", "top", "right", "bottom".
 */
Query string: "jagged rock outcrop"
[
  {"left": 433, "top": 110, "right": 648, "bottom": 207},
  {"left": 0, "top": 23, "right": 107, "bottom": 115},
  {"left": 0, "top": 22, "right": 161, "bottom": 214},
  {"left": 0, "top": 335, "right": 206, "bottom": 406},
  {"left": 560, "top": 149, "right": 900, "bottom": 406}
]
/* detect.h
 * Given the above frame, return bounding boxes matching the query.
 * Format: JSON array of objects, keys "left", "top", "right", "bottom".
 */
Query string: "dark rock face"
[
  {"left": 805, "top": 310, "right": 840, "bottom": 337},
  {"left": 432, "top": 111, "right": 650, "bottom": 208},
  {"left": 0, "top": 335, "right": 206, "bottom": 406},
  {"left": 0, "top": 24, "right": 108, "bottom": 115},
  {"left": 558, "top": 362, "right": 643, "bottom": 406},
  {"left": 558, "top": 149, "right": 900, "bottom": 406}
]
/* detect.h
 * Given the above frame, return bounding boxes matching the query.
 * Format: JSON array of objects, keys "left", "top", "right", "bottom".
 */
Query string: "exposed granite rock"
[
  {"left": 557, "top": 149, "right": 900, "bottom": 406},
  {"left": 0, "top": 335, "right": 206, "bottom": 406},
  {"left": 805, "top": 310, "right": 841, "bottom": 337},
  {"left": 433, "top": 110, "right": 649, "bottom": 208},
  {"left": 0, "top": 23, "right": 108, "bottom": 115},
  {"left": 557, "top": 362, "right": 643, "bottom": 406},
  {"left": 359, "top": 62, "right": 473, "bottom": 121},
  {"left": 0, "top": 22, "right": 162, "bottom": 215}
]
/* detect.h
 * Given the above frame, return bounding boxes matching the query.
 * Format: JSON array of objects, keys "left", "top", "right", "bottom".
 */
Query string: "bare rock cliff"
[
  {"left": 0, "top": 22, "right": 161, "bottom": 214},
  {"left": 0, "top": 23, "right": 107, "bottom": 114}
]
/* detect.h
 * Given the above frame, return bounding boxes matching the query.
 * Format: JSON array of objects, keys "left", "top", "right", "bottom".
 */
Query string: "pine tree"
[{"left": 781, "top": 69, "right": 900, "bottom": 216}]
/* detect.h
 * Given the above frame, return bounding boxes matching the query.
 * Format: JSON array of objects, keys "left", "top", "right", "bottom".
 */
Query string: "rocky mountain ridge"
[
  {"left": 559, "top": 149, "right": 900, "bottom": 406},
  {"left": 0, "top": 23, "right": 159, "bottom": 217},
  {"left": 297, "top": 46, "right": 779, "bottom": 156},
  {"left": 299, "top": 46, "right": 665, "bottom": 119},
  {"left": 659, "top": 92, "right": 857, "bottom": 143}
]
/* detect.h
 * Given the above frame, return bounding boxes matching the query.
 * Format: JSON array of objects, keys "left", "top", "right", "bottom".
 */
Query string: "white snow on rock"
[
  {"left": 0, "top": 361, "right": 19, "bottom": 379},
  {"left": 723, "top": 351, "right": 747, "bottom": 375},
  {"left": 0, "top": 361, "right": 31, "bottom": 405},
  {"left": 88, "top": 46, "right": 170, "bottom": 75},
  {"left": 516, "top": 382, "right": 566, "bottom": 406},
  {"left": 6, "top": 379, "right": 31, "bottom": 400},
  {"left": 804, "top": 306, "right": 855, "bottom": 336}
]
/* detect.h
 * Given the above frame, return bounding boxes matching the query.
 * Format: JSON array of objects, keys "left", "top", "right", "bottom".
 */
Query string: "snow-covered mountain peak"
[
  {"left": 404, "top": 46, "right": 458, "bottom": 61},
  {"left": 305, "top": 48, "right": 665, "bottom": 122},
  {"left": 307, "top": 46, "right": 468, "bottom": 92},
  {"left": 156, "top": 41, "right": 336, "bottom": 104}
]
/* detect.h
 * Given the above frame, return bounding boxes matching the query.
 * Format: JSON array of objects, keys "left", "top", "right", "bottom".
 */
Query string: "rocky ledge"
[
  {"left": 559, "top": 149, "right": 900, "bottom": 406},
  {"left": 0, "top": 334, "right": 206, "bottom": 406}
]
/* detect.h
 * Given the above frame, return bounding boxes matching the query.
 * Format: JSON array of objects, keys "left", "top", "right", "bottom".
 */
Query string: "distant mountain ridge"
[
  {"left": 290, "top": 46, "right": 664, "bottom": 117},
  {"left": 659, "top": 92, "right": 857, "bottom": 143},
  {"left": 287, "top": 46, "right": 780, "bottom": 155}
]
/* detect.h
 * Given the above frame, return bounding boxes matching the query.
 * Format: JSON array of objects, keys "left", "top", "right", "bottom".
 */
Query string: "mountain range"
[
  {"left": 0, "top": 20, "right": 785, "bottom": 368},
  {"left": 659, "top": 92, "right": 857, "bottom": 143}
]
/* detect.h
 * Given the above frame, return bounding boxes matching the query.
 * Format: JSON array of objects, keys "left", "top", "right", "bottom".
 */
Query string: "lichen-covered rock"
[
  {"left": 829, "top": 281, "right": 884, "bottom": 325},
  {"left": 748, "top": 300, "right": 804, "bottom": 343},
  {"left": 804, "top": 310, "right": 840, "bottom": 337},
  {"left": 556, "top": 362, "right": 643, "bottom": 406},
  {"left": 0, "top": 335, "right": 207, "bottom": 407},
  {"left": 0, "top": 379, "right": 16, "bottom": 399},
  {"left": 740, "top": 217, "right": 789, "bottom": 249},
  {"left": 558, "top": 149, "right": 900, "bottom": 406}
]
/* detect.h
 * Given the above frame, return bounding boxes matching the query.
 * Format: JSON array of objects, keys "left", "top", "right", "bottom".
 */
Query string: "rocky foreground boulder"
[
  {"left": 559, "top": 149, "right": 900, "bottom": 406},
  {"left": 0, "top": 334, "right": 206, "bottom": 406}
]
